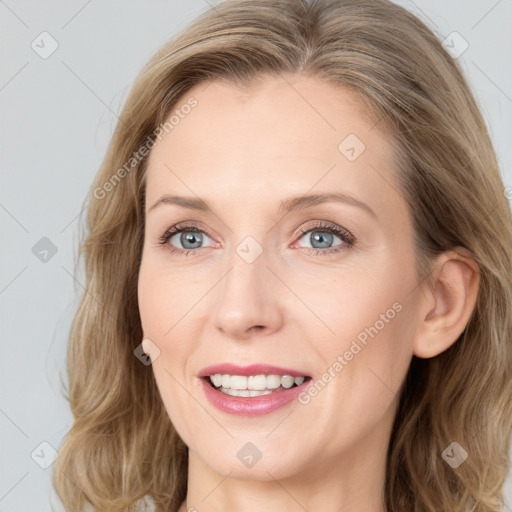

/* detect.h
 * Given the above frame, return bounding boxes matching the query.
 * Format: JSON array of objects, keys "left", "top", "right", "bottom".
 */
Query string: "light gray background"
[{"left": 1, "top": 1, "right": 511, "bottom": 511}]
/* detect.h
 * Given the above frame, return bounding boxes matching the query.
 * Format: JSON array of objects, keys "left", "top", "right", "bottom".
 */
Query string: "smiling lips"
[{"left": 198, "top": 363, "right": 313, "bottom": 416}]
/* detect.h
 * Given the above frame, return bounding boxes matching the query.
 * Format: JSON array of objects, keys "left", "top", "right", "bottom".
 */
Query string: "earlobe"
[{"left": 413, "top": 249, "right": 480, "bottom": 359}]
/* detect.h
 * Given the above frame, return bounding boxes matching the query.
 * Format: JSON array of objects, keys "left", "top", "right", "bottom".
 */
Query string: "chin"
[{"left": 198, "top": 444, "right": 308, "bottom": 481}]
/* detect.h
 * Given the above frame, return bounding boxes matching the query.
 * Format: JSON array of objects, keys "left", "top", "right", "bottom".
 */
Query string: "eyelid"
[
  {"left": 159, "top": 222, "right": 216, "bottom": 248},
  {"left": 157, "top": 220, "right": 356, "bottom": 255},
  {"left": 294, "top": 221, "right": 355, "bottom": 246}
]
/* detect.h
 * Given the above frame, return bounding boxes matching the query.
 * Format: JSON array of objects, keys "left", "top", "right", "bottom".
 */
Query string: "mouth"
[
  {"left": 198, "top": 364, "right": 314, "bottom": 416},
  {"left": 203, "top": 374, "right": 313, "bottom": 397}
]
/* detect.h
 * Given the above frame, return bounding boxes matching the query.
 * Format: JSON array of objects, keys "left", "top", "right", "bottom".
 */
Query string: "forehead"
[{"left": 145, "top": 74, "right": 403, "bottom": 221}]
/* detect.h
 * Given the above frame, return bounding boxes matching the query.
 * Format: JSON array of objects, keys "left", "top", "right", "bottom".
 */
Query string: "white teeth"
[
  {"left": 281, "top": 375, "right": 295, "bottom": 389},
  {"left": 249, "top": 389, "right": 272, "bottom": 397},
  {"left": 248, "top": 375, "right": 267, "bottom": 390},
  {"left": 266, "top": 374, "right": 281, "bottom": 389},
  {"left": 211, "top": 374, "right": 223, "bottom": 387},
  {"left": 223, "top": 388, "right": 273, "bottom": 397},
  {"left": 230, "top": 375, "right": 247, "bottom": 389},
  {"left": 209, "top": 373, "right": 308, "bottom": 393}
]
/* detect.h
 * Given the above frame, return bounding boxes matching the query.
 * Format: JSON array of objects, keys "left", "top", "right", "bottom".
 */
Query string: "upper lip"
[{"left": 198, "top": 363, "right": 310, "bottom": 378}]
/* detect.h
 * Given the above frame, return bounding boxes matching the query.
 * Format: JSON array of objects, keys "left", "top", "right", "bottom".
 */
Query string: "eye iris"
[
  {"left": 168, "top": 227, "right": 343, "bottom": 252},
  {"left": 310, "top": 230, "right": 333, "bottom": 248},
  {"left": 181, "top": 231, "right": 203, "bottom": 249}
]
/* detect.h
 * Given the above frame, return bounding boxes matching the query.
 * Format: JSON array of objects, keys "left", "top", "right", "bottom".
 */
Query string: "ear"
[{"left": 413, "top": 248, "right": 480, "bottom": 359}]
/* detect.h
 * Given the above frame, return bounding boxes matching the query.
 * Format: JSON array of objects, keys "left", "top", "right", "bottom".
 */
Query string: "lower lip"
[{"left": 199, "top": 377, "right": 311, "bottom": 417}]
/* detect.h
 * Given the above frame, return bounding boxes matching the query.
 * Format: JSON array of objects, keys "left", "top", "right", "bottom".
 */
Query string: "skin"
[{"left": 137, "top": 74, "right": 480, "bottom": 512}]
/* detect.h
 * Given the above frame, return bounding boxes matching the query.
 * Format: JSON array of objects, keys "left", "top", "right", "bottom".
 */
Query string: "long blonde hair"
[{"left": 52, "top": 1, "right": 512, "bottom": 510}]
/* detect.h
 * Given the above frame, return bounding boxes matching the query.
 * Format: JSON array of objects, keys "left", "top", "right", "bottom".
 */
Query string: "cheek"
[
  {"left": 137, "top": 255, "right": 194, "bottom": 338},
  {"left": 299, "top": 291, "right": 415, "bottom": 453},
  {"left": 317, "top": 266, "right": 405, "bottom": 344},
  {"left": 137, "top": 261, "right": 194, "bottom": 406},
  {"left": 312, "top": 261, "right": 416, "bottom": 397},
  {"left": 138, "top": 263, "right": 199, "bottom": 442},
  {"left": 337, "top": 292, "right": 415, "bottom": 410}
]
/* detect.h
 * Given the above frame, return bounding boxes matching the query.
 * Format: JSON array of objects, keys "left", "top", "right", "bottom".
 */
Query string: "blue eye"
[
  {"left": 158, "top": 221, "right": 355, "bottom": 256},
  {"left": 295, "top": 222, "right": 354, "bottom": 255},
  {"left": 159, "top": 225, "right": 214, "bottom": 254},
  {"left": 299, "top": 228, "right": 340, "bottom": 249}
]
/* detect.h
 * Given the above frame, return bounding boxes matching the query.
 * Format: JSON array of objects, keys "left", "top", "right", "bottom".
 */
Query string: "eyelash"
[{"left": 157, "top": 221, "right": 356, "bottom": 257}]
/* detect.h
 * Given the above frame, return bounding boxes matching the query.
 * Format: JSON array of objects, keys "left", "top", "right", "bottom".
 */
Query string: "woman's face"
[{"left": 138, "top": 74, "right": 423, "bottom": 482}]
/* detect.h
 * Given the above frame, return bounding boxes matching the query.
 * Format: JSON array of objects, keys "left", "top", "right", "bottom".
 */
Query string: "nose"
[{"left": 212, "top": 243, "right": 283, "bottom": 341}]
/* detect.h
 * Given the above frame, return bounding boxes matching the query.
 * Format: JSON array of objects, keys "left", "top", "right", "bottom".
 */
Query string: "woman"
[{"left": 53, "top": 0, "right": 512, "bottom": 511}]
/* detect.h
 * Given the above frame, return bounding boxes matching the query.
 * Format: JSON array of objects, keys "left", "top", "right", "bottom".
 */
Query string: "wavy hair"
[{"left": 52, "top": 0, "right": 512, "bottom": 510}]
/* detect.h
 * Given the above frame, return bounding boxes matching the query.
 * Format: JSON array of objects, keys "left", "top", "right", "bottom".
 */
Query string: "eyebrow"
[{"left": 148, "top": 192, "right": 377, "bottom": 219}]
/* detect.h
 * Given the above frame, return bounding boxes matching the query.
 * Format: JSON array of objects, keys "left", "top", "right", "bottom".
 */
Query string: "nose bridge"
[{"left": 212, "top": 233, "right": 282, "bottom": 337}]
